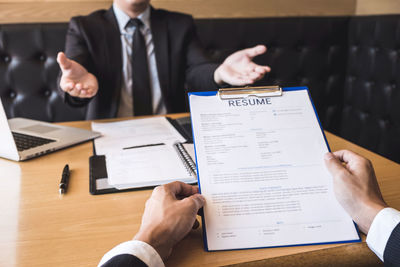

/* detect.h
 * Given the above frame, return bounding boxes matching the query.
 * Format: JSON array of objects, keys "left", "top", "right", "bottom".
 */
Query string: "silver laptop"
[{"left": 0, "top": 99, "right": 101, "bottom": 161}]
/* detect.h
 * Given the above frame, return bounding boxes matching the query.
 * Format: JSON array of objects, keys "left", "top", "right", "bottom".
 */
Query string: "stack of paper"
[{"left": 91, "top": 117, "right": 196, "bottom": 189}]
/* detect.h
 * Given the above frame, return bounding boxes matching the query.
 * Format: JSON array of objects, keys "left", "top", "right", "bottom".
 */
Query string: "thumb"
[
  {"left": 324, "top": 152, "right": 348, "bottom": 176},
  {"left": 185, "top": 193, "right": 205, "bottom": 212},
  {"left": 57, "top": 52, "right": 72, "bottom": 71},
  {"left": 243, "top": 45, "right": 267, "bottom": 58}
]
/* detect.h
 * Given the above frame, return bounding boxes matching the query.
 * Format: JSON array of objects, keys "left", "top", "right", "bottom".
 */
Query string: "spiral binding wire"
[{"left": 174, "top": 142, "right": 197, "bottom": 177}]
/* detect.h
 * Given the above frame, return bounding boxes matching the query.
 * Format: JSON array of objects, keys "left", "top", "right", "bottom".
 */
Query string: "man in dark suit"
[
  {"left": 57, "top": 0, "right": 270, "bottom": 119},
  {"left": 98, "top": 151, "right": 399, "bottom": 267}
]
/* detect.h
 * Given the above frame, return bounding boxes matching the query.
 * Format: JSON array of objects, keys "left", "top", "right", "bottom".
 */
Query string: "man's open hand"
[
  {"left": 214, "top": 45, "right": 271, "bottom": 86},
  {"left": 57, "top": 52, "right": 98, "bottom": 98}
]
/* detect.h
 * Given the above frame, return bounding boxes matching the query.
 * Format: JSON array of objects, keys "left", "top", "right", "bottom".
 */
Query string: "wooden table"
[{"left": 0, "top": 114, "right": 398, "bottom": 267}]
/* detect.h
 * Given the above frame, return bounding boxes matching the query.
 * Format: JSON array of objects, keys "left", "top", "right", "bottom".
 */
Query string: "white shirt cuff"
[
  {"left": 366, "top": 207, "right": 400, "bottom": 261},
  {"left": 98, "top": 240, "right": 165, "bottom": 267}
]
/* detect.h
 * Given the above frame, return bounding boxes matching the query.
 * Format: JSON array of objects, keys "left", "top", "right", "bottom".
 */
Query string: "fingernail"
[
  {"left": 198, "top": 194, "right": 205, "bottom": 202},
  {"left": 324, "top": 152, "right": 334, "bottom": 160}
]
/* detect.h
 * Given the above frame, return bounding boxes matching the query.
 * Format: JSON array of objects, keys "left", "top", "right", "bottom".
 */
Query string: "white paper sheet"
[
  {"left": 106, "top": 144, "right": 195, "bottom": 189},
  {"left": 92, "top": 117, "right": 186, "bottom": 155},
  {"left": 91, "top": 117, "right": 194, "bottom": 188},
  {"left": 189, "top": 89, "right": 360, "bottom": 251}
]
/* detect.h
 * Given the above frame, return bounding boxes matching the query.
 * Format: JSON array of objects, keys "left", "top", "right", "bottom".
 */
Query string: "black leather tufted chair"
[
  {"left": 340, "top": 15, "right": 400, "bottom": 163},
  {"left": 0, "top": 23, "right": 86, "bottom": 122}
]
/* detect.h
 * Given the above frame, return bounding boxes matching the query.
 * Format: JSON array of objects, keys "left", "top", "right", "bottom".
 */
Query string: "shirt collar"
[{"left": 113, "top": 3, "right": 151, "bottom": 33}]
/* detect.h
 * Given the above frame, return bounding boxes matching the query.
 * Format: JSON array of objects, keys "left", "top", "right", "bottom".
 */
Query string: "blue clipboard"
[{"left": 188, "top": 86, "right": 361, "bottom": 252}]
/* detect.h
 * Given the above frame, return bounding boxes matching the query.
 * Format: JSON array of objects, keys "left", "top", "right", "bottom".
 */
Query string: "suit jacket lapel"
[
  {"left": 150, "top": 7, "right": 170, "bottom": 105},
  {"left": 104, "top": 7, "right": 123, "bottom": 116}
]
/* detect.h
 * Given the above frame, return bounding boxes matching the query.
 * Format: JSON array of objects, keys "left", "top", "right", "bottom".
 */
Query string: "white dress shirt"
[
  {"left": 98, "top": 240, "right": 164, "bottom": 267},
  {"left": 366, "top": 207, "right": 400, "bottom": 261},
  {"left": 113, "top": 4, "right": 166, "bottom": 117}
]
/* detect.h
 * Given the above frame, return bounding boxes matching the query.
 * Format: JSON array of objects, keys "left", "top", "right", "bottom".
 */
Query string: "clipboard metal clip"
[{"left": 218, "top": 86, "right": 282, "bottom": 100}]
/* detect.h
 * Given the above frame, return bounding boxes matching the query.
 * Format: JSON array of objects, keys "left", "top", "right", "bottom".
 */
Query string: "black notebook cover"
[{"left": 89, "top": 116, "right": 193, "bottom": 195}]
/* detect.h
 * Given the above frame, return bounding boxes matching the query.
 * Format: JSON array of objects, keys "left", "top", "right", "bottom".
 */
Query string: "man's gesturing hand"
[
  {"left": 214, "top": 45, "right": 271, "bottom": 86},
  {"left": 324, "top": 150, "right": 388, "bottom": 234},
  {"left": 57, "top": 52, "right": 98, "bottom": 98},
  {"left": 133, "top": 181, "right": 205, "bottom": 261}
]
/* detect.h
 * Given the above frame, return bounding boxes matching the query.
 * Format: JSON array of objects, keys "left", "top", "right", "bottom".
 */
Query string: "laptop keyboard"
[{"left": 12, "top": 132, "right": 56, "bottom": 152}]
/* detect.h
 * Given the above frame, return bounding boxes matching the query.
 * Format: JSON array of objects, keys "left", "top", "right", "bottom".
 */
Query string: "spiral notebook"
[{"left": 89, "top": 117, "right": 196, "bottom": 195}]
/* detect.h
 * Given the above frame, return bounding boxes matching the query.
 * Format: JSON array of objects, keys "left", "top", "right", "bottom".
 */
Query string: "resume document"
[{"left": 189, "top": 88, "right": 360, "bottom": 251}]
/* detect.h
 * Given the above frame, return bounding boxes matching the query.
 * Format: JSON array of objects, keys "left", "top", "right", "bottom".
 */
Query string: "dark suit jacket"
[
  {"left": 384, "top": 222, "right": 400, "bottom": 266},
  {"left": 59, "top": 6, "right": 219, "bottom": 119},
  {"left": 100, "top": 254, "right": 148, "bottom": 267}
]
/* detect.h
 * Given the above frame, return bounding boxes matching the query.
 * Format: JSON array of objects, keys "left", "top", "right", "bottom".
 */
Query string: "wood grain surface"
[{"left": 1, "top": 0, "right": 398, "bottom": 24}]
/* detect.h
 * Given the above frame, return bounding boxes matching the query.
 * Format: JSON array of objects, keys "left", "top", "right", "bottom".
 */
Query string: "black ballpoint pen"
[{"left": 59, "top": 164, "right": 70, "bottom": 194}]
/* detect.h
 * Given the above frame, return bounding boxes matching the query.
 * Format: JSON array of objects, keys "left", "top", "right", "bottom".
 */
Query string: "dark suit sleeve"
[
  {"left": 57, "top": 17, "right": 95, "bottom": 107},
  {"left": 184, "top": 17, "right": 220, "bottom": 92},
  {"left": 100, "top": 254, "right": 148, "bottom": 267},
  {"left": 384, "top": 222, "right": 400, "bottom": 266}
]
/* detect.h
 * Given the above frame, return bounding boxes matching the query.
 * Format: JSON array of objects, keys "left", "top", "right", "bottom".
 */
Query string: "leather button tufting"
[
  {"left": 9, "top": 91, "right": 16, "bottom": 98},
  {"left": 39, "top": 54, "right": 47, "bottom": 62},
  {"left": 348, "top": 76, "right": 356, "bottom": 82},
  {"left": 3, "top": 55, "right": 11, "bottom": 63},
  {"left": 44, "top": 90, "right": 51, "bottom": 97}
]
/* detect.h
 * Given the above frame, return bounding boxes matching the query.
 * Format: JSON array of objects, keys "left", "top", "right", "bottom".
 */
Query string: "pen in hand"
[{"left": 59, "top": 164, "right": 70, "bottom": 195}]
